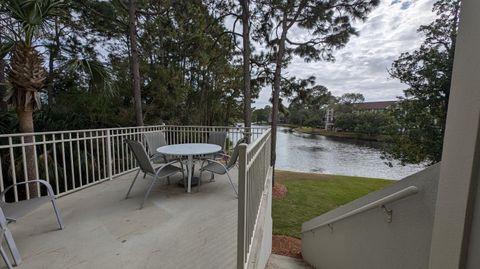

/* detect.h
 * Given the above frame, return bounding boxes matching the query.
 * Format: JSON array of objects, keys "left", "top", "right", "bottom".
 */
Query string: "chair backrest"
[
  {"left": 126, "top": 140, "right": 155, "bottom": 174},
  {"left": 226, "top": 138, "right": 247, "bottom": 169},
  {"left": 207, "top": 132, "right": 227, "bottom": 151},
  {"left": 143, "top": 132, "right": 167, "bottom": 157}
]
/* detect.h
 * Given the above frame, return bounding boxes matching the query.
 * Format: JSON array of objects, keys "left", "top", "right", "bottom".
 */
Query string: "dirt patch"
[
  {"left": 272, "top": 235, "right": 302, "bottom": 258},
  {"left": 273, "top": 183, "right": 287, "bottom": 198}
]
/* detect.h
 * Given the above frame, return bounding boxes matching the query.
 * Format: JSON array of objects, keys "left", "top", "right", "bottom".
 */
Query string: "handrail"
[
  {"left": 301, "top": 186, "right": 419, "bottom": 234},
  {"left": 237, "top": 129, "right": 272, "bottom": 269},
  {"left": 0, "top": 125, "right": 270, "bottom": 138}
]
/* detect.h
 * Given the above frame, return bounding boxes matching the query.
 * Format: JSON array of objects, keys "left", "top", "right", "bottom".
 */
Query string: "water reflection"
[{"left": 275, "top": 127, "right": 423, "bottom": 180}]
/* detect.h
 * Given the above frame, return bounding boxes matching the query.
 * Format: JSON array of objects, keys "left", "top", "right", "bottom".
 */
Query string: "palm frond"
[
  {"left": 65, "top": 58, "right": 116, "bottom": 96},
  {"left": 0, "top": 38, "right": 15, "bottom": 58},
  {"left": 3, "top": 0, "right": 64, "bottom": 45}
]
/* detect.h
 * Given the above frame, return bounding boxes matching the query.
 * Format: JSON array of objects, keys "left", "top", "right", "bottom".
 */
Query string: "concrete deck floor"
[{"left": 5, "top": 169, "right": 239, "bottom": 269}]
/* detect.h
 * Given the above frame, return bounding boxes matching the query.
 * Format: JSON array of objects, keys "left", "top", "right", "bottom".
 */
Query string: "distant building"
[
  {"left": 324, "top": 107, "right": 335, "bottom": 130},
  {"left": 353, "top": 101, "right": 397, "bottom": 113},
  {"left": 324, "top": 101, "right": 397, "bottom": 130}
]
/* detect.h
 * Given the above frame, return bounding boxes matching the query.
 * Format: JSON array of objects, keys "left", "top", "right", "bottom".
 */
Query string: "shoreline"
[
  {"left": 292, "top": 126, "right": 388, "bottom": 142},
  {"left": 274, "top": 169, "right": 393, "bottom": 182}
]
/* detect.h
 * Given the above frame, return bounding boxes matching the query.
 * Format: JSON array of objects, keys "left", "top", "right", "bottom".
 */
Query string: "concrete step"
[{"left": 266, "top": 254, "right": 313, "bottom": 269}]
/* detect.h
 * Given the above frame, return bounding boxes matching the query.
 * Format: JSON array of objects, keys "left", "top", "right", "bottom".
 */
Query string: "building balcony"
[{"left": 0, "top": 125, "right": 273, "bottom": 269}]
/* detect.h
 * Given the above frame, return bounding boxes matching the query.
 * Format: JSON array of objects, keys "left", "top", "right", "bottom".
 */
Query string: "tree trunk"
[
  {"left": 240, "top": 0, "right": 252, "bottom": 143},
  {"left": 46, "top": 18, "right": 60, "bottom": 105},
  {"left": 128, "top": 0, "right": 144, "bottom": 126},
  {"left": 0, "top": 36, "right": 6, "bottom": 111},
  {"left": 270, "top": 16, "right": 289, "bottom": 186},
  {"left": 17, "top": 105, "right": 38, "bottom": 197},
  {"left": 0, "top": 58, "right": 5, "bottom": 111}
]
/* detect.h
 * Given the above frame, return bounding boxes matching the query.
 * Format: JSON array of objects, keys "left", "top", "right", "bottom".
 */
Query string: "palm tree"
[
  {"left": 1, "top": 0, "right": 62, "bottom": 197},
  {"left": 3, "top": 0, "right": 62, "bottom": 123},
  {"left": 1, "top": 1, "right": 114, "bottom": 198}
]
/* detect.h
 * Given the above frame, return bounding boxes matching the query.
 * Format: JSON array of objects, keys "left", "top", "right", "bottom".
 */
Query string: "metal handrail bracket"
[{"left": 301, "top": 186, "right": 419, "bottom": 234}]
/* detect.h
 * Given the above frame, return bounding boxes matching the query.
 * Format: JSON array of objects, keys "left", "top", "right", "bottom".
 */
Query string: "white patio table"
[{"left": 156, "top": 143, "right": 221, "bottom": 193}]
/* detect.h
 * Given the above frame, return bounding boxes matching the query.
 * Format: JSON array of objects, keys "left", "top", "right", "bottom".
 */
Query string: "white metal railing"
[
  {"left": 301, "top": 186, "right": 419, "bottom": 234},
  {"left": 0, "top": 125, "right": 268, "bottom": 202},
  {"left": 237, "top": 128, "right": 272, "bottom": 269}
]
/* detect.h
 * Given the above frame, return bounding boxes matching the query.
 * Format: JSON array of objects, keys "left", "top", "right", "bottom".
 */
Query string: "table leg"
[{"left": 187, "top": 155, "right": 193, "bottom": 193}]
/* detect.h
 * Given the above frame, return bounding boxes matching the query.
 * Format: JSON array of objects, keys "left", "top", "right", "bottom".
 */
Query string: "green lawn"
[{"left": 272, "top": 170, "right": 393, "bottom": 238}]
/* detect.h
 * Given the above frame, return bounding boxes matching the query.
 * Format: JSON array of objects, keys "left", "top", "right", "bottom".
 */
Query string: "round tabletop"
[{"left": 156, "top": 143, "right": 221, "bottom": 156}]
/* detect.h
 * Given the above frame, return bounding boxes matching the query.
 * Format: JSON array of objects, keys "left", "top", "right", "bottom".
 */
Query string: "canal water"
[{"left": 274, "top": 127, "right": 424, "bottom": 180}]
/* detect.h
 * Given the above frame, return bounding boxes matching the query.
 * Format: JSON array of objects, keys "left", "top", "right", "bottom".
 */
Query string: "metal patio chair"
[
  {"left": 199, "top": 138, "right": 246, "bottom": 197},
  {"left": 198, "top": 132, "right": 228, "bottom": 180},
  {"left": 0, "top": 180, "right": 64, "bottom": 267},
  {"left": 0, "top": 180, "right": 64, "bottom": 229},
  {"left": 143, "top": 132, "right": 175, "bottom": 163},
  {"left": 125, "top": 140, "right": 186, "bottom": 209},
  {"left": 0, "top": 207, "right": 15, "bottom": 269},
  {"left": 207, "top": 132, "right": 227, "bottom": 155}
]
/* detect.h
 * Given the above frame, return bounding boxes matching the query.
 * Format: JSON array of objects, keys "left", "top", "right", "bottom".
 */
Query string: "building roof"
[{"left": 355, "top": 101, "right": 397, "bottom": 110}]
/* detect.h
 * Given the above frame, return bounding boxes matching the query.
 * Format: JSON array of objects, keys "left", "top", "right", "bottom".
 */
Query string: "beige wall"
[
  {"left": 300, "top": 1, "right": 480, "bottom": 269},
  {"left": 428, "top": 0, "right": 480, "bottom": 268},
  {"left": 301, "top": 165, "right": 440, "bottom": 269}
]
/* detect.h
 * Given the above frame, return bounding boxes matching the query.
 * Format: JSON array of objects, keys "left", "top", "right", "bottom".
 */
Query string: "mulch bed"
[
  {"left": 272, "top": 235, "right": 302, "bottom": 258},
  {"left": 273, "top": 183, "right": 288, "bottom": 198}
]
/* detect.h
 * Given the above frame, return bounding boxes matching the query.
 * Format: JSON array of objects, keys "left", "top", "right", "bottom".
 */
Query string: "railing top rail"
[
  {"left": 246, "top": 128, "right": 271, "bottom": 155},
  {"left": 162, "top": 125, "right": 270, "bottom": 129},
  {"left": 0, "top": 125, "right": 270, "bottom": 138},
  {"left": 0, "top": 126, "right": 159, "bottom": 138},
  {"left": 301, "top": 186, "right": 419, "bottom": 234}
]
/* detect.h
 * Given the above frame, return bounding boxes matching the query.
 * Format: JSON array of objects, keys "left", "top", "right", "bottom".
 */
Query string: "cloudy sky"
[{"left": 253, "top": 0, "right": 437, "bottom": 108}]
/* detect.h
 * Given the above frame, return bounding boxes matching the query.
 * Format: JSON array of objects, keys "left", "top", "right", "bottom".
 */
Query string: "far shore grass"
[
  {"left": 272, "top": 170, "right": 393, "bottom": 238},
  {"left": 294, "top": 126, "right": 388, "bottom": 142}
]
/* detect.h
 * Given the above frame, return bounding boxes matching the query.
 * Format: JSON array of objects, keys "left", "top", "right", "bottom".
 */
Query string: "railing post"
[
  {"left": 107, "top": 129, "right": 113, "bottom": 180},
  {"left": 237, "top": 143, "right": 248, "bottom": 269}
]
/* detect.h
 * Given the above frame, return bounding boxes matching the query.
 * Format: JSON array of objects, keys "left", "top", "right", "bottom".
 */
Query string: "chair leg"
[
  {"left": 0, "top": 246, "right": 12, "bottom": 269},
  {"left": 226, "top": 172, "right": 238, "bottom": 197},
  {"left": 126, "top": 169, "right": 141, "bottom": 199},
  {"left": 180, "top": 162, "right": 187, "bottom": 192},
  {"left": 4, "top": 233, "right": 20, "bottom": 266},
  {"left": 197, "top": 171, "right": 203, "bottom": 192},
  {"left": 210, "top": 172, "right": 215, "bottom": 182},
  {"left": 140, "top": 176, "right": 159, "bottom": 209},
  {"left": 50, "top": 199, "right": 64, "bottom": 229},
  {"left": 166, "top": 176, "right": 171, "bottom": 185}
]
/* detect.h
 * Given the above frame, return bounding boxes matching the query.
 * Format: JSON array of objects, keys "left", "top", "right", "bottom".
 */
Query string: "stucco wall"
[
  {"left": 466, "top": 170, "right": 480, "bottom": 269},
  {"left": 301, "top": 164, "right": 440, "bottom": 269}
]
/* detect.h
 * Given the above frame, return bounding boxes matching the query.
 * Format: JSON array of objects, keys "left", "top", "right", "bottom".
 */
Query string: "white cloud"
[{"left": 253, "top": 0, "right": 437, "bottom": 108}]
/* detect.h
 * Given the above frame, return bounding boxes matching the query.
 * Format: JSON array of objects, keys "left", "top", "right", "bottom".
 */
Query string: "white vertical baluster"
[
  {"left": 96, "top": 131, "right": 101, "bottom": 181},
  {"left": 83, "top": 132, "right": 89, "bottom": 185},
  {"left": 32, "top": 135, "right": 40, "bottom": 197},
  {"left": 107, "top": 129, "right": 112, "bottom": 180},
  {"left": 43, "top": 134, "right": 50, "bottom": 189},
  {"left": 89, "top": 131, "right": 95, "bottom": 182},
  {"left": 8, "top": 137, "right": 18, "bottom": 202},
  {"left": 20, "top": 136, "right": 30, "bottom": 200},
  {"left": 77, "top": 133, "right": 83, "bottom": 187},
  {"left": 69, "top": 133, "right": 75, "bottom": 190},
  {"left": 52, "top": 134, "right": 59, "bottom": 194},
  {"left": 61, "top": 133, "right": 67, "bottom": 192}
]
